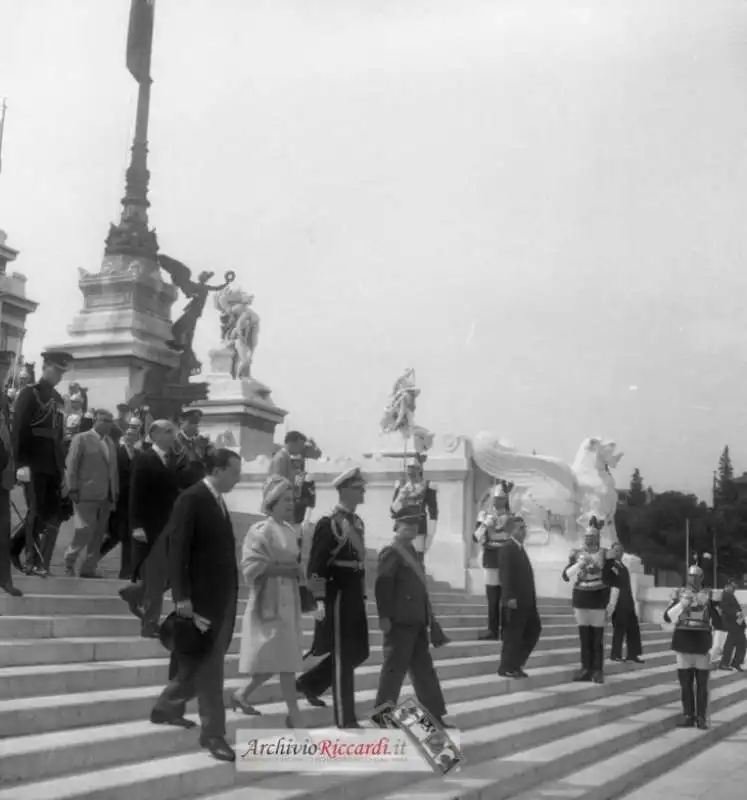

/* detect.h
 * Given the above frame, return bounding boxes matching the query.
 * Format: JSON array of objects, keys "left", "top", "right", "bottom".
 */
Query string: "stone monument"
[
  {"left": 192, "top": 281, "right": 287, "bottom": 461},
  {"left": 0, "top": 231, "right": 38, "bottom": 358},
  {"left": 469, "top": 432, "right": 636, "bottom": 597},
  {"left": 51, "top": 0, "right": 181, "bottom": 411}
]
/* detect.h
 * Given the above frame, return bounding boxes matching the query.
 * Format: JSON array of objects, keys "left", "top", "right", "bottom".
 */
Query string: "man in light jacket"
[{"left": 62, "top": 409, "right": 118, "bottom": 577}]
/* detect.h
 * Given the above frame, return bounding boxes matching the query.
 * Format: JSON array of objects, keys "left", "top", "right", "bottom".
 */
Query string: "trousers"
[
  {"left": 374, "top": 624, "right": 446, "bottom": 719},
  {"left": 722, "top": 627, "right": 747, "bottom": 668},
  {"left": 64, "top": 499, "right": 112, "bottom": 574},
  {"left": 499, "top": 606, "right": 542, "bottom": 673},
  {"left": 610, "top": 611, "right": 643, "bottom": 660},
  {"left": 0, "top": 489, "right": 11, "bottom": 586},
  {"left": 152, "top": 603, "right": 236, "bottom": 738}
]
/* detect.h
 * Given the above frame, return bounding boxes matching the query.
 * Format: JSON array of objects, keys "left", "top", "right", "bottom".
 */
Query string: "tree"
[
  {"left": 628, "top": 468, "right": 647, "bottom": 507},
  {"left": 715, "top": 446, "right": 735, "bottom": 507}
]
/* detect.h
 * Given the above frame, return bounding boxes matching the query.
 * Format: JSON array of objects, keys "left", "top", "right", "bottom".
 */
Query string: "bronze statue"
[{"left": 158, "top": 254, "right": 235, "bottom": 376}]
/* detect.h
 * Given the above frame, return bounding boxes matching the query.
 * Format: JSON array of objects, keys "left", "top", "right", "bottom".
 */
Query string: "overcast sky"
[{"left": 1, "top": 0, "right": 746, "bottom": 500}]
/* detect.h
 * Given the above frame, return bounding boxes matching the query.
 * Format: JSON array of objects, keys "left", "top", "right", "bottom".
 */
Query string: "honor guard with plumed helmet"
[
  {"left": 295, "top": 466, "right": 370, "bottom": 728},
  {"left": 473, "top": 480, "right": 513, "bottom": 640},
  {"left": 663, "top": 561, "right": 720, "bottom": 729},
  {"left": 12, "top": 350, "right": 71, "bottom": 576},
  {"left": 390, "top": 456, "right": 438, "bottom": 566},
  {"left": 562, "top": 515, "right": 616, "bottom": 683}
]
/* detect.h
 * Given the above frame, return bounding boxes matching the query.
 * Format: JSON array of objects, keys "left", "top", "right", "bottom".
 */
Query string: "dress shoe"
[
  {"left": 695, "top": 717, "right": 709, "bottom": 730},
  {"left": 229, "top": 693, "right": 261, "bottom": 716},
  {"left": 676, "top": 715, "right": 695, "bottom": 728},
  {"left": 119, "top": 586, "right": 144, "bottom": 620},
  {"left": 150, "top": 711, "right": 197, "bottom": 729},
  {"left": 0, "top": 583, "right": 22, "bottom": 597},
  {"left": 498, "top": 669, "right": 522, "bottom": 679},
  {"left": 200, "top": 736, "right": 236, "bottom": 762},
  {"left": 141, "top": 624, "right": 161, "bottom": 639},
  {"left": 478, "top": 630, "right": 499, "bottom": 641},
  {"left": 591, "top": 671, "right": 604, "bottom": 684},
  {"left": 572, "top": 670, "right": 592, "bottom": 682},
  {"left": 627, "top": 657, "right": 645, "bottom": 664},
  {"left": 298, "top": 689, "right": 327, "bottom": 708},
  {"left": 79, "top": 571, "right": 103, "bottom": 579}
]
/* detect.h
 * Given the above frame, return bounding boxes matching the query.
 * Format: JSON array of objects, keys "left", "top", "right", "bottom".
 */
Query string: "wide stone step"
[
  {"left": 0, "top": 657, "right": 683, "bottom": 785},
  {"left": 0, "top": 612, "right": 594, "bottom": 642},
  {"left": 8, "top": 575, "right": 491, "bottom": 600},
  {"left": 3, "top": 669, "right": 743, "bottom": 800},
  {"left": 0, "top": 594, "right": 504, "bottom": 617},
  {"left": 368, "top": 673, "right": 747, "bottom": 800},
  {"left": 0, "top": 635, "right": 673, "bottom": 738},
  {"left": 0, "top": 626, "right": 671, "bottom": 702},
  {"left": 513, "top": 699, "right": 747, "bottom": 800}
]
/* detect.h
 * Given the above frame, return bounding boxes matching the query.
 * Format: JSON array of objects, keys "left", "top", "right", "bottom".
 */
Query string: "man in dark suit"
[
  {"left": 497, "top": 515, "right": 541, "bottom": 678},
  {"left": 150, "top": 448, "right": 241, "bottom": 763},
  {"left": 99, "top": 417, "right": 141, "bottom": 579},
  {"left": 608, "top": 542, "right": 644, "bottom": 664},
  {"left": 373, "top": 507, "right": 449, "bottom": 726},
  {"left": 719, "top": 579, "right": 746, "bottom": 672},
  {"left": 119, "top": 419, "right": 180, "bottom": 637},
  {"left": 0, "top": 351, "right": 22, "bottom": 596}
]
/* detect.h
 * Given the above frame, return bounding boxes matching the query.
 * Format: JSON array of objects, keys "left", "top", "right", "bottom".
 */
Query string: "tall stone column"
[{"left": 51, "top": 2, "right": 179, "bottom": 410}]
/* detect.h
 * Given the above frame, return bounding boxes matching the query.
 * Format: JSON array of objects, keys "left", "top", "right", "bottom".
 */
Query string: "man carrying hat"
[
  {"left": 0, "top": 351, "right": 22, "bottom": 595},
  {"left": 372, "top": 505, "right": 449, "bottom": 727},
  {"left": 295, "top": 467, "right": 370, "bottom": 728},
  {"left": 12, "top": 350, "right": 71, "bottom": 576},
  {"left": 390, "top": 456, "right": 438, "bottom": 567}
]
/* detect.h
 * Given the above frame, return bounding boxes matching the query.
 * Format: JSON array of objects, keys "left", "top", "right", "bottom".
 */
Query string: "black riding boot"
[
  {"left": 676, "top": 669, "right": 695, "bottom": 727},
  {"left": 479, "top": 585, "right": 500, "bottom": 640},
  {"left": 573, "top": 627, "right": 592, "bottom": 681},
  {"left": 590, "top": 627, "right": 605, "bottom": 684},
  {"left": 695, "top": 669, "right": 709, "bottom": 729}
]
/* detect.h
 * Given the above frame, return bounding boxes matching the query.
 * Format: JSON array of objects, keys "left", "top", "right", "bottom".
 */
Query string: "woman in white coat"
[{"left": 231, "top": 476, "right": 306, "bottom": 727}]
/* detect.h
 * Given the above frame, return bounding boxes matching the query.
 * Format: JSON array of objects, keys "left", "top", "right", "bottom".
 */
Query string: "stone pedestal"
[
  {"left": 52, "top": 256, "right": 179, "bottom": 410},
  {"left": 193, "top": 373, "right": 287, "bottom": 462},
  {"left": 0, "top": 230, "right": 38, "bottom": 356}
]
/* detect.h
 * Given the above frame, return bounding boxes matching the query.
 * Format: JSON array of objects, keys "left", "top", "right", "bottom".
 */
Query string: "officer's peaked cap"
[
  {"left": 333, "top": 467, "right": 366, "bottom": 490},
  {"left": 41, "top": 351, "right": 73, "bottom": 371}
]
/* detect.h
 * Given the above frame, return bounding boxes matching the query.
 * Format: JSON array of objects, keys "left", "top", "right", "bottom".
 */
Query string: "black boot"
[
  {"left": 676, "top": 669, "right": 695, "bottom": 728},
  {"left": 591, "top": 627, "right": 605, "bottom": 684},
  {"left": 479, "top": 586, "right": 500, "bottom": 640},
  {"left": 573, "top": 627, "right": 592, "bottom": 681},
  {"left": 695, "top": 669, "right": 709, "bottom": 729}
]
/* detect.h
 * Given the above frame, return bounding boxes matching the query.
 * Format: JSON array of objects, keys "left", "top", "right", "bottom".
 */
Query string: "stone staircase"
[{"left": 0, "top": 568, "right": 745, "bottom": 800}]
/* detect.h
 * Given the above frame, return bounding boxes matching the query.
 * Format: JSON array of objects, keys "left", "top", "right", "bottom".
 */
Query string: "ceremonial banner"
[{"left": 126, "top": 0, "right": 155, "bottom": 84}]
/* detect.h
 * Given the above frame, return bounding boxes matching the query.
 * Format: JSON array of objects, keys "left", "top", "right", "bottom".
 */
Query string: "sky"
[{"left": 1, "top": 0, "right": 747, "bottom": 501}]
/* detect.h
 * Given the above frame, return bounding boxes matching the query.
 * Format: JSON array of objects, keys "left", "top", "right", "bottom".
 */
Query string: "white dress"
[{"left": 238, "top": 519, "right": 304, "bottom": 674}]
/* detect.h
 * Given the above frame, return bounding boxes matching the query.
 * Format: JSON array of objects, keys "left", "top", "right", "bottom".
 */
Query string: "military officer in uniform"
[
  {"left": 12, "top": 350, "right": 70, "bottom": 576},
  {"left": 664, "top": 563, "right": 720, "bottom": 729},
  {"left": 295, "top": 467, "right": 370, "bottom": 728},
  {"left": 173, "top": 408, "right": 212, "bottom": 488},
  {"left": 373, "top": 506, "right": 449, "bottom": 727},
  {"left": 390, "top": 457, "right": 438, "bottom": 566},
  {"left": 473, "top": 481, "right": 513, "bottom": 640}
]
